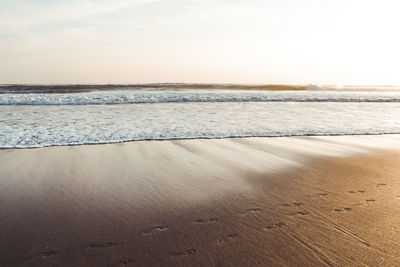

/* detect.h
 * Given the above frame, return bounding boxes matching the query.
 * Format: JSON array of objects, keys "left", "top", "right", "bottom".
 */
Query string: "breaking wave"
[{"left": 1, "top": 90, "right": 400, "bottom": 105}]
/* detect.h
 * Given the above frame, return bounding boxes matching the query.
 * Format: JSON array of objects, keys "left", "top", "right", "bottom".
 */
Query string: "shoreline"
[
  {"left": 1, "top": 136, "right": 400, "bottom": 266},
  {"left": 1, "top": 133, "right": 400, "bottom": 150}
]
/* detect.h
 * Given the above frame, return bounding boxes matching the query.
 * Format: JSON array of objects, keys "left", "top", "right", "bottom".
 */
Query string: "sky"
[{"left": 0, "top": 0, "right": 399, "bottom": 85}]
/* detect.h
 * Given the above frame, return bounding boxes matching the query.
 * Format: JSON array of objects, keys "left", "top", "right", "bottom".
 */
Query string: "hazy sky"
[{"left": 1, "top": 0, "right": 399, "bottom": 84}]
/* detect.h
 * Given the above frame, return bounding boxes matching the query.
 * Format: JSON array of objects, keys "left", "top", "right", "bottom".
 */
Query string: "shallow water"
[
  {"left": 2, "top": 90, "right": 400, "bottom": 105},
  {"left": 1, "top": 90, "right": 399, "bottom": 148}
]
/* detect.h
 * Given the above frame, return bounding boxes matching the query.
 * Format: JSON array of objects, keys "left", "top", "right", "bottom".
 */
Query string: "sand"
[{"left": 1, "top": 135, "right": 400, "bottom": 266}]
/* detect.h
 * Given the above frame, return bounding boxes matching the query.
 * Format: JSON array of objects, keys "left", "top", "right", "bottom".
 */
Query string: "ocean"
[{"left": 1, "top": 84, "right": 399, "bottom": 148}]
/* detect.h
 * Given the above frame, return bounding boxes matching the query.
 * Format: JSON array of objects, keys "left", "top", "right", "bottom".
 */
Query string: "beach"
[
  {"left": 2, "top": 0, "right": 400, "bottom": 266},
  {"left": 1, "top": 135, "right": 400, "bottom": 266}
]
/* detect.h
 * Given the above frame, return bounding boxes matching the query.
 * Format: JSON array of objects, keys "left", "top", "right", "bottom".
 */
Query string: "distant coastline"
[
  {"left": 2, "top": 84, "right": 400, "bottom": 94},
  {"left": 0, "top": 84, "right": 306, "bottom": 94}
]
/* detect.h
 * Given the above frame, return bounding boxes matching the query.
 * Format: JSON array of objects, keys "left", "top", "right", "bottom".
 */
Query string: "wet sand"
[{"left": 1, "top": 136, "right": 400, "bottom": 266}]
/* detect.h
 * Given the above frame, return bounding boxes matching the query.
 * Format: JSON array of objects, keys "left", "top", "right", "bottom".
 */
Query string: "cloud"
[
  {"left": 0, "top": 0, "right": 158, "bottom": 32},
  {"left": 1, "top": 0, "right": 400, "bottom": 84}
]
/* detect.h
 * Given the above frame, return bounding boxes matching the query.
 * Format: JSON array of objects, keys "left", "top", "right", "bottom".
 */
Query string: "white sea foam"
[
  {"left": 1, "top": 90, "right": 400, "bottom": 105},
  {"left": 0, "top": 92, "right": 399, "bottom": 148}
]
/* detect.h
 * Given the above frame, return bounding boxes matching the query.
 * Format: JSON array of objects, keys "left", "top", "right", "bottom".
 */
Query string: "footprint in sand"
[
  {"left": 242, "top": 208, "right": 262, "bottom": 215},
  {"left": 117, "top": 259, "right": 135, "bottom": 266},
  {"left": 334, "top": 208, "right": 352, "bottom": 212},
  {"left": 88, "top": 242, "right": 121, "bottom": 249},
  {"left": 377, "top": 183, "right": 386, "bottom": 187},
  {"left": 295, "top": 211, "right": 310, "bottom": 216},
  {"left": 349, "top": 190, "right": 366, "bottom": 194},
  {"left": 193, "top": 218, "right": 218, "bottom": 224},
  {"left": 22, "top": 250, "right": 58, "bottom": 261},
  {"left": 226, "top": 233, "right": 239, "bottom": 238},
  {"left": 265, "top": 222, "right": 285, "bottom": 230},
  {"left": 216, "top": 233, "right": 239, "bottom": 243},
  {"left": 171, "top": 249, "right": 197, "bottom": 257},
  {"left": 142, "top": 225, "right": 169, "bottom": 235},
  {"left": 40, "top": 250, "right": 58, "bottom": 258},
  {"left": 282, "top": 202, "right": 302, "bottom": 207}
]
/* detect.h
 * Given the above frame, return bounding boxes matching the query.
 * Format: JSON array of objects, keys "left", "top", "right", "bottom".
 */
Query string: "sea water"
[{"left": 1, "top": 87, "right": 399, "bottom": 148}]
